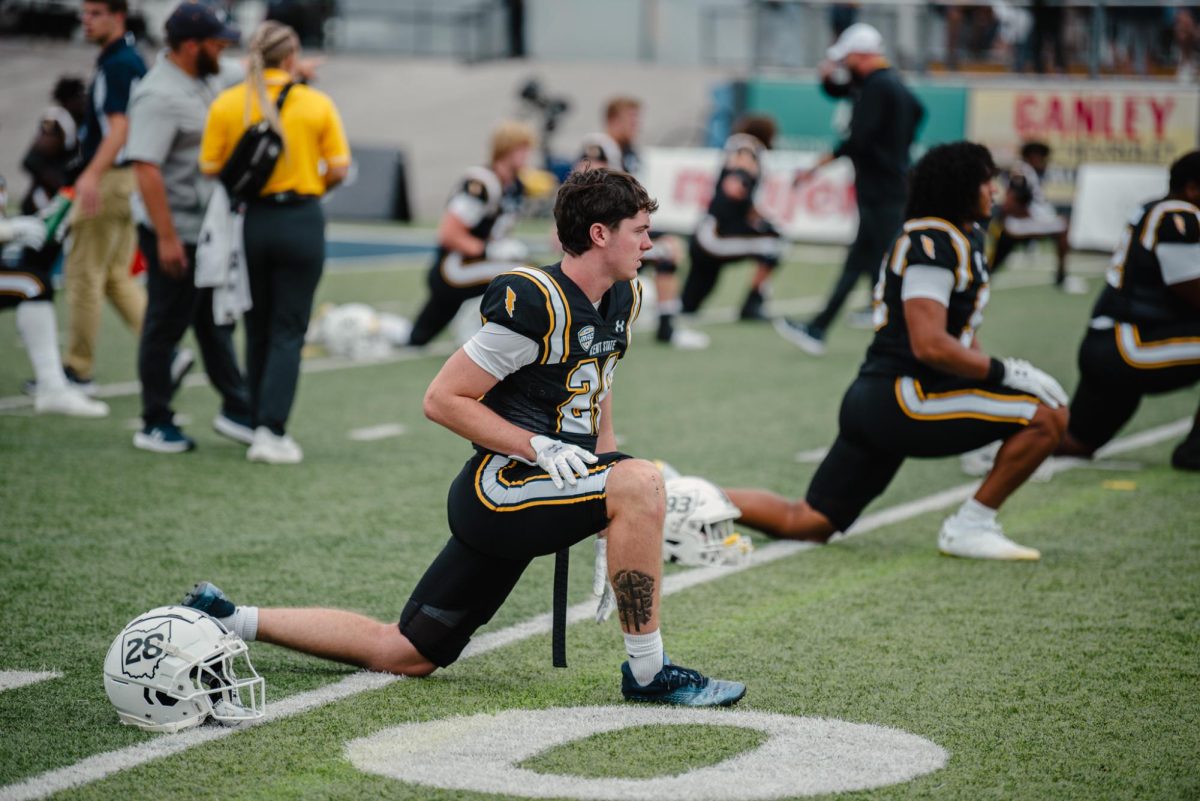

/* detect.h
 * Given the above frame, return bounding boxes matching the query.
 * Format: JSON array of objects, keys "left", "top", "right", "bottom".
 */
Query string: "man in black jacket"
[{"left": 776, "top": 23, "right": 924, "bottom": 356}]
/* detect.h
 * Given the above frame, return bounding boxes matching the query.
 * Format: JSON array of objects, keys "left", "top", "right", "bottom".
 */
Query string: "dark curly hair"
[
  {"left": 1169, "top": 150, "right": 1200, "bottom": 193},
  {"left": 905, "top": 141, "right": 995, "bottom": 222},
  {"left": 733, "top": 114, "right": 777, "bottom": 150},
  {"left": 52, "top": 76, "right": 85, "bottom": 106},
  {"left": 554, "top": 168, "right": 658, "bottom": 257}
]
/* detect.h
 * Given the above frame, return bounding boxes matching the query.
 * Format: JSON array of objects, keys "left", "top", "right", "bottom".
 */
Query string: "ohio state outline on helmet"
[{"left": 102, "top": 605, "right": 265, "bottom": 733}]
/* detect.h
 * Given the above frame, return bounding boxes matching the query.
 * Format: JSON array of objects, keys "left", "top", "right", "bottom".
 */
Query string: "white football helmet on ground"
[
  {"left": 103, "top": 606, "right": 265, "bottom": 733},
  {"left": 663, "top": 476, "right": 754, "bottom": 567},
  {"left": 309, "top": 303, "right": 395, "bottom": 361}
]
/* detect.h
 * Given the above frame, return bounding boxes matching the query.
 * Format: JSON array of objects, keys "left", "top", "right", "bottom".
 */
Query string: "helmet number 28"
[{"left": 124, "top": 633, "right": 166, "bottom": 667}]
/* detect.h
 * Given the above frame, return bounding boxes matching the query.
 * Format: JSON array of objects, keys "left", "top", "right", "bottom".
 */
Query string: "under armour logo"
[{"left": 615, "top": 320, "right": 625, "bottom": 333}]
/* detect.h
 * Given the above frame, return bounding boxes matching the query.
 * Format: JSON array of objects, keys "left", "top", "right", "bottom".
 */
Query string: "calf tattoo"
[{"left": 614, "top": 570, "right": 655, "bottom": 631}]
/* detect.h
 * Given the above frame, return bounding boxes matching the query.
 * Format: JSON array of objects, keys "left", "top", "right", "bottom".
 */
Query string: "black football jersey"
[
  {"left": 860, "top": 217, "right": 991, "bottom": 381},
  {"left": 706, "top": 134, "right": 766, "bottom": 226},
  {"left": 476, "top": 263, "right": 643, "bottom": 452},
  {"left": 1092, "top": 198, "right": 1200, "bottom": 326},
  {"left": 440, "top": 166, "right": 525, "bottom": 255}
]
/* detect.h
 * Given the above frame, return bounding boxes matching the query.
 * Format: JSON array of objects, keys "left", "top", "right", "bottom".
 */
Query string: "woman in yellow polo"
[{"left": 199, "top": 21, "right": 350, "bottom": 464}]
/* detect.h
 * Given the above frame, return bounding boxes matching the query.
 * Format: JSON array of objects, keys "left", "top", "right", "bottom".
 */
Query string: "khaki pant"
[{"left": 64, "top": 166, "right": 146, "bottom": 379}]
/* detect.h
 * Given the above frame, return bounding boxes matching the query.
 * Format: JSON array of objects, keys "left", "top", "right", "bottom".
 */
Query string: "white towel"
[{"left": 195, "top": 184, "right": 252, "bottom": 324}]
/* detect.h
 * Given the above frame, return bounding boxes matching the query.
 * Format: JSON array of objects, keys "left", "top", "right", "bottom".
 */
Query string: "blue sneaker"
[
  {"left": 182, "top": 581, "right": 236, "bottom": 619},
  {"left": 621, "top": 658, "right": 746, "bottom": 707},
  {"left": 133, "top": 423, "right": 196, "bottom": 453}
]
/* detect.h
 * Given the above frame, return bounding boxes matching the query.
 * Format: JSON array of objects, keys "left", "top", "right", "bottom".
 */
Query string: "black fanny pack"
[{"left": 218, "top": 83, "right": 294, "bottom": 202}]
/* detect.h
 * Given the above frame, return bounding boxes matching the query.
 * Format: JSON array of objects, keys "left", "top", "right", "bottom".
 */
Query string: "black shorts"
[
  {"left": 408, "top": 251, "right": 519, "bottom": 346},
  {"left": 1069, "top": 322, "right": 1200, "bottom": 450},
  {"left": 0, "top": 256, "right": 54, "bottom": 311},
  {"left": 690, "top": 213, "right": 783, "bottom": 268},
  {"left": 806, "top": 374, "right": 1040, "bottom": 531},
  {"left": 399, "top": 450, "right": 631, "bottom": 667}
]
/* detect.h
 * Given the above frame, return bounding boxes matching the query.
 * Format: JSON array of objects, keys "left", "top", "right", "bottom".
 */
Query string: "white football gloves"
[
  {"left": 0, "top": 216, "right": 47, "bottom": 250},
  {"left": 512, "top": 435, "right": 598, "bottom": 489},
  {"left": 485, "top": 238, "right": 529, "bottom": 263},
  {"left": 1001, "top": 357, "right": 1069, "bottom": 409},
  {"left": 593, "top": 536, "right": 616, "bottom": 623}
]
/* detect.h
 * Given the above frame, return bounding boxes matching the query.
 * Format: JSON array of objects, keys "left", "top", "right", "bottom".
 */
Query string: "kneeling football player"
[
  {"left": 727, "top": 142, "right": 1069, "bottom": 560},
  {"left": 181, "top": 169, "right": 746, "bottom": 706},
  {"left": 1057, "top": 150, "right": 1200, "bottom": 470}
]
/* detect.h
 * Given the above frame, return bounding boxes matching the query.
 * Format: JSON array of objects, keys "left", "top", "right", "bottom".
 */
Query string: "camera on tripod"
[{"left": 519, "top": 79, "right": 570, "bottom": 133}]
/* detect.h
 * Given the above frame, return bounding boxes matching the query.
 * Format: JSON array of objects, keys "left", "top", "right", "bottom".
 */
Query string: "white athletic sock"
[
  {"left": 959, "top": 498, "right": 998, "bottom": 525},
  {"left": 15, "top": 302, "right": 67, "bottom": 393},
  {"left": 624, "top": 629, "right": 664, "bottom": 686},
  {"left": 220, "top": 606, "right": 259, "bottom": 642}
]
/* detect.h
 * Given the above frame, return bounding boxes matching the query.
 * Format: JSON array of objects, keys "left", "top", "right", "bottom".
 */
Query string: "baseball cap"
[
  {"left": 164, "top": 2, "right": 240, "bottom": 43},
  {"left": 826, "top": 22, "right": 884, "bottom": 61}
]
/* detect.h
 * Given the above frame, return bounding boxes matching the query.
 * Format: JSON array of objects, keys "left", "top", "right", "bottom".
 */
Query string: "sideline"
[
  {"left": 0, "top": 416, "right": 1187, "bottom": 801},
  {"left": 0, "top": 267, "right": 1085, "bottom": 413}
]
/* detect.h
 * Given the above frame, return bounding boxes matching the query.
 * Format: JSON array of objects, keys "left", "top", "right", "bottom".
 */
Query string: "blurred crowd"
[{"left": 924, "top": 2, "right": 1198, "bottom": 77}]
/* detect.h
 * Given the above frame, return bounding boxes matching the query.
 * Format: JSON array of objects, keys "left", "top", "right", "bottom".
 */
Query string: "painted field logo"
[{"left": 345, "top": 706, "right": 948, "bottom": 800}]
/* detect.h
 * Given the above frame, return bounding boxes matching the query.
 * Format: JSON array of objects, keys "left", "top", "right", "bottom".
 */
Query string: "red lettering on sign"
[
  {"left": 1148, "top": 97, "right": 1174, "bottom": 139},
  {"left": 1015, "top": 95, "right": 1038, "bottom": 136},
  {"left": 672, "top": 170, "right": 713, "bottom": 208},
  {"left": 1045, "top": 96, "right": 1065, "bottom": 133},
  {"left": 1123, "top": 98, "right": 1139, "bottom": 140},
  {"left": 1074, "top": 98, "right": 1094, "bottom": 135}
]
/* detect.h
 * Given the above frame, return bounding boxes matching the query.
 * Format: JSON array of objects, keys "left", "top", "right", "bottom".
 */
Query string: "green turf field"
[{"left": 1, "top": 234, "right": 1197, "bottom": 800}]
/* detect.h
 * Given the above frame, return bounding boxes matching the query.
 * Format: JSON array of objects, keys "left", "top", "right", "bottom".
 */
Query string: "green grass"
[{"left": 1, "top": 233, "right": 1197, "bottom": 800}]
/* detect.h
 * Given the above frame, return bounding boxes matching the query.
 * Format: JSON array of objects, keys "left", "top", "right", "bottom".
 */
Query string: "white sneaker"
[
  {"left": 670, "top": 327, "right": 710, "bottom": 350},
  {"left": 247, "top": 426, "right": 303, "bottom": 464},
  {"left": 938, "top": 514, "right": 1041, "bottom": 561},
  {"left": 213, "top": 413, "right": 256, "bottom": 445},
  {"left": 34, "top": 387, "right": 110, "bottom": 418}
]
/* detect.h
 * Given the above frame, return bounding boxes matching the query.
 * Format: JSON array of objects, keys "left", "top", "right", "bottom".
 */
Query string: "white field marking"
[
  {"left": 347, "top": 706, "right": 948, "bottom": 800},
  {"left": 794, "top": 446, "right": 829, "bottom": 463},
  {"left": 0, "top": 672, "right": 61, "bottom": 693},
  {"left": 0, "top": 672, "right": 400, "bottom": 801},
  {"left": 347, "top": 423, "right": 407, "bottom": 442},
  {"left": 0, "top": 417, "right": 1187, "bottom": 801}
]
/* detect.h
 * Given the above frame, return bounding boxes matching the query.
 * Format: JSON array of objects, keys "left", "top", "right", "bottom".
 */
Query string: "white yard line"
[
  {"left": 347, "top": 423, "right": 407, "bottom": 442},
  {"left": 0, "top": 416, "right": 1186, "bottom": 801},
  {"left": 0, "top": 672, "right": 61, "bottom": 693}
]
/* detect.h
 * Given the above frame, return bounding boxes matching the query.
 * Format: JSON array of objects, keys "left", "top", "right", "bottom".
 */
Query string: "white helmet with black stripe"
[
  {"left": 662, "top": 476, "right": 754, "bottom": 567},
  {"left": 103, "top": 605, "right": 264, "bottom": 732}
]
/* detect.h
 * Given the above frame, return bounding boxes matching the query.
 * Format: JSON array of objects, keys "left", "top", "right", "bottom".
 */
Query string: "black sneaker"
[
  {"left": 133, "top": 423, "right": 196, "bottom": 454},
  {"left": 1171, "top": 436, "right": 1200, "bottom": 471},
  {"left": 738, "top": 290, "right": 768, "bottom": 322},
  {"left": 182, "top": 581, "right": 236, "bottom": 619},
  {"left": 621, "top": 658, "right": 746, "bottom": 707},
  {"left": 772, "top": 317, "right": 826, "bottom": 356}
]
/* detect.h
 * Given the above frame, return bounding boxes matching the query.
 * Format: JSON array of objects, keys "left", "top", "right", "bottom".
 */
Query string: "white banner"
[
  {"left": 1069, "top": 163, "right": 1168, "bottom": 252},
  {"left": 641, "top": 147, "right": 858, "bottom": 245}
]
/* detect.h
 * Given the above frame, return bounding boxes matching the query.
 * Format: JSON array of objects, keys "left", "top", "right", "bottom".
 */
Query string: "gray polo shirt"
[{"left": 126, "top": 54, "right": 226, "bottom": 243}]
